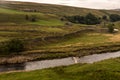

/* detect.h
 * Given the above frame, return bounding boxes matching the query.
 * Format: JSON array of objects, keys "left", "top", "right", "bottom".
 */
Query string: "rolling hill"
[
  {"left": 0, "top": 1, "right": 120, "bottom": 80},
  {"left": 113, "top": 9, "right": 120, "bottom": 11},
  {"left": 0, "top": 1, "right": 120, "bottom": 16},
  {"left": 0, "top": 1, "right": 120, "bottom": 65}
]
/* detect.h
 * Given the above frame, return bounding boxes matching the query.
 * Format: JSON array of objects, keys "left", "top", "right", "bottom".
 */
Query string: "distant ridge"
[
  {"left": 110, "top": 8, "right": 120, "bottom": 11},
  {"left": 0, "top": 1, "right": 120, "bottom": 16}
]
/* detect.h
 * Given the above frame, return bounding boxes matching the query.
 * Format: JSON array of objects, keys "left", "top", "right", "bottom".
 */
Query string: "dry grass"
[{"left": 109, "top": 34, "right": 120, "bottom": 42}]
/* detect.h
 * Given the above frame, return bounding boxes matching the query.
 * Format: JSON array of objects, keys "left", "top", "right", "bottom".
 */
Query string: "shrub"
[
  {"left": 31, "top": 15, "right": 37, "bottom": 22},
  {"left": 109, "top": 14, "right": 120, "bottom": 22},
  {"left": 0, "top": 39, "right": 25, "bottom": 54},
  {"left": 25, "top": 15, "right": 29, "bottom": 20},
  {"left": 65, "top": 13, "right": 101, "bottom": 25},
  {"left": 85, "top": 13, "right": 101, "bottom": 25},
  {"left": 102, "top": 15, "right": 108, "bottom": 21},
  {"left": 107, "top": 23, "right": 114, "bottom": 33},
  {"left": 25, "top": 15, "right": 37, "bottom": 22}
]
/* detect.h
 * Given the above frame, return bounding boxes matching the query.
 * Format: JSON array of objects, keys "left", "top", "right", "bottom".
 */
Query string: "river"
[{"left": 0, "top": 51, "right": 120, "bottom": 72}]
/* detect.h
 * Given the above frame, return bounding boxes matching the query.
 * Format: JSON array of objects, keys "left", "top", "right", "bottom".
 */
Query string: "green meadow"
[{"left": 0, "top": 1, "right": 120, "bottom": 65}]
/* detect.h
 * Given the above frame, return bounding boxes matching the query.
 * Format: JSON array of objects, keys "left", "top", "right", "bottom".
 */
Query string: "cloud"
[
  {"left": 74, "top": 0, "right": 120, "bottom": 9},
  {"left": 6, "top": 0, "right": 120, "bottom": 9}
]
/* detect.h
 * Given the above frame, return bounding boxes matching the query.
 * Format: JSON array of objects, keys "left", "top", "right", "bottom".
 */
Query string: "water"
[
  {"left": 78, "top": 51, "right": 120, "bottom": 63},
  {"left": 0, "top": 63, "right": 24, "bottom": 72},
  {"left": 25, "top": 57, "right": 75, "bottom": 71},
  {"left": 0, "top": 51, "right": 120, "bottom": 72}
]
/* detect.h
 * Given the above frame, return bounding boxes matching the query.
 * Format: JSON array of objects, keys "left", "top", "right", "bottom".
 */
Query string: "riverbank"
[
  {"left": 0, "top": 42, "right": 120, "bottom": 65},
  {"left": 0, "top": 50, "right": 120, "bottom": 73},
  {"left": 0, "top": 57, "right": 120, "bottom": 80}
]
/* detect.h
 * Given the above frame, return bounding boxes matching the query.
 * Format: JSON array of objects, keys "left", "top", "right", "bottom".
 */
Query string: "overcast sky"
[{"left": 6, "top": 0, "right": 120, "bottom": 9}]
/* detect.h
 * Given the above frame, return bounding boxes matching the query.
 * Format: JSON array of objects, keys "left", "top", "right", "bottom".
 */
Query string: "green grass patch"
[
  {"left": 42, "top": 33, "right": 110, "bottom": 49},
  {"left": 0, "top": 8, "right": 23, "bottom": 14},
  {"left": 28, "top": 19, "right": 64, "bottom": 26},
  {"left": 0, "top": 7, "right": 64, "bottom": 26}
]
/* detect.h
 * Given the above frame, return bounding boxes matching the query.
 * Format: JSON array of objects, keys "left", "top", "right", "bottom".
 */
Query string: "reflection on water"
[
  {"left": 0, "top": 51, "right": 120, "bottom": 72},
  {"left": 0, "top": 63, "right": 25, "bottom": 72}
]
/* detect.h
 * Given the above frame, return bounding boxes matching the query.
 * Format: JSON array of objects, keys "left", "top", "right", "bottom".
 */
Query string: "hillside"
[
  {"left": 0, "top": 1, "right": 120, "bottom": 80},
  {"left": 114, "top": 9, "right": 120, "bottom": 11},
  {"left": 0, "top": 7, "right": 64, "bottom": 26},
  {"left": 0, "top": 1, "right": 120, "bottom": 26},
  {"left": 0, "top": 1, "right": 120, "bottom": 16},
  {"left": 0, "top": 1, "right": 120, "bottom": 65}
]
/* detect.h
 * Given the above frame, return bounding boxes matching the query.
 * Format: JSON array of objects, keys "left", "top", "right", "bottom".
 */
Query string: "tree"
[
  {"left": 102, "top": 15, "right": 108, "bottom": 21},
  {"left": 5, "top": 39, "right": 25, "bottom": 54},
  {"left": 25, "top": 15, "right": 29, "bottom": 20},
  {"left": 109, "top": 14, "right": 120, "bottom": 22},
  {"left": 85, "top": 13, "right": 101, "bottom": 25},
  {"left": 107, "top": 23, "right": 114, "bottom": 33},
  {"left": 64, "top": 13, "right": 101, "bottom": 25},
  {"left": 102, "top": 15, "right": 108, "bottom": 27}
]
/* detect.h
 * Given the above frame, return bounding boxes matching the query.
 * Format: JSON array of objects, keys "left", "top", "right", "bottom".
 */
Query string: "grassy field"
[
  {"left": 0, "top": 1, "right": 120, "bottom": 80},
  {"left": 0, "top": 1, "right": 120, "bottom": 64},
  {"left": 0, "top": 7, "right": 66, "bottom": 42},
  {"left": 0, "top": 7, "right": 64, "bottom": 26},
  {"left": 0, "top": 58, "right": 120, "bottom": 80}
]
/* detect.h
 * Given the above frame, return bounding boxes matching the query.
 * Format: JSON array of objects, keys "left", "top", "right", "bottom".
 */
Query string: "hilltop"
[
  {"left": 115, "top": 9, "right": 120, "bottom": 11},
  {"left": 0, "top": 1, "right": 120, "bottom": 16}
]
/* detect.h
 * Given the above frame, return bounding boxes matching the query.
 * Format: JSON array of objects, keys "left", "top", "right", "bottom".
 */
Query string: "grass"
[
  {"left": 1, "top": 41, "right": 120, "bottom": 64},
  {"left": 0, "top": 24, "right": 120, "bottom": 64},
  {"left": 0, "top": 25, "right": 82, "bottom": 43},
  {"left": 0, "top": 1, "right": 120, "bottom": 80},
  {"left": 28, "top": 19, "right": 64, "bottom": 26},
  {"left": 114, "top": 21, "right": 120, "bottom": 29},
  {"left": 1, "top": 1, "right": 120, "bottom": 16},
  {"left": 0, "top": 7, "right": 23, "bottom": 14},
  {"left": 42, "top": 33, "right": 109, "bottom": 48},
  {"left": 0, "top": 1, "right": 120, "bottom": 64},
  {"left": 0, "top": 7, "right": 64, "bottom": 26},
  {"left": 0, "top": 37, "right": 9, "bottom": 42},
  {"left": 0, "top": 58, "right": 120, "bottom": 80}
]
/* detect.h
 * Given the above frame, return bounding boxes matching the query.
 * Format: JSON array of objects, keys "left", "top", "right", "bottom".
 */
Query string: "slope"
[{"left": 0, "top": 1, "right": 120, "bottom": 16}]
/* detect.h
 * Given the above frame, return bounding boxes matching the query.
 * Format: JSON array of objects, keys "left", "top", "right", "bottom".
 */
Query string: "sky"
[{"left": 6, "top": 0, "right": 120, "bottom": 9}]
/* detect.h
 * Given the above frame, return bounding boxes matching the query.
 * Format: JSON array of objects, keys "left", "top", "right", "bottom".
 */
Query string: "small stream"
[{"left": 0, "top": 51, "right": 120, "bottom": 72}]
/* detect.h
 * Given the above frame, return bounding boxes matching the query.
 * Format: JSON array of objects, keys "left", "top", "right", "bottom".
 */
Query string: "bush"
[
  {"left": 65, "top": 13, "right": 101, "bottom": 25},
  {"left": 102, "top": 15, "right": 108, "bottom": 21},
  {"left": 25, "top": 15, "right": 37, "bottom": 22},
  {"left": 107, "top": 23, "right": 114, "bottom": 33},
  {"left": 25, "top": 15, "right": 29, "bottom": 20},
  {"left": 31, "top": 15, "right": 37, "bottom": 22},
  {"left": 109, "top": 14, "right": 120, "bottom": 22},
  {"left": 0, "top": 39, "right": 25, "bottom": 54}
]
